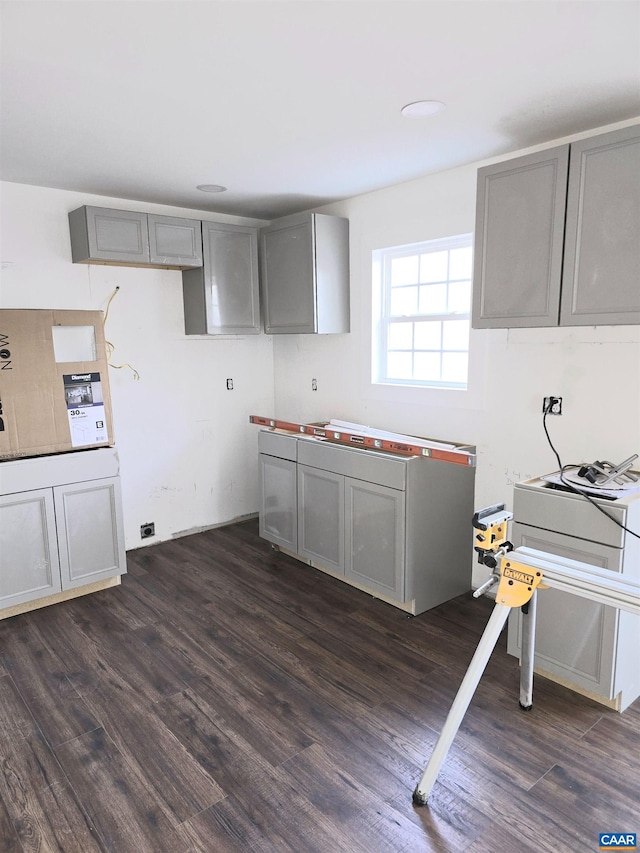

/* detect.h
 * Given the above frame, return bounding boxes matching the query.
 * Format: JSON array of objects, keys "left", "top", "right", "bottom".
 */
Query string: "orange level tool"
[{"left": 249, "top": 415, "right": 476, "bottom": 467}]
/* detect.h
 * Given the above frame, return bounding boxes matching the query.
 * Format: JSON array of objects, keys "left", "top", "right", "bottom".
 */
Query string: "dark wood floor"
[{"left": 1, "top": 519, "right": 638, "bottom": 852}]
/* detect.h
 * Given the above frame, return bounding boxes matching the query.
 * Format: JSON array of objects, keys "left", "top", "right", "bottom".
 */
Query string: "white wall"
[
  {"left": 272, "top": 119, "right": 640, "bottom": 586},
  {"left": 0, "top": 182, "right": 275, "bottom": 549}
]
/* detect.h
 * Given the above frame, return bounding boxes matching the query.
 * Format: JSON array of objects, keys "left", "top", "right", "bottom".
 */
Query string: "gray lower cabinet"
[
  {"left": 54, "top": 477, "right": 126, "bottom": 590},
  {"left": 472, "top": 124, "right": 640, "bottom": 328},
  {"left": 260, "top": 212, "right": 349, "bottom": 334},
  {"left": 259, "top": 444, "right": 298, "bottom": 552},
  {"left": 69, "top": 206, "right": 202, "bottom": 269},
  {"left": 0, "top": 448, "right": 127, "bottom": 614},
  {"left": 298, "top": 465, "right": 345, "bottom": 574},
  {"left": 258, "top": 429, "right": 475, "bottom": 614},
  {"left": 183, "top": 221, "right": 260, "bottom": 335},
  {"left": 344, "top": 477, "right": 405, "bottom": 601},
  {"left": 507, "top": 476, "right": 640, "bottom": 711},
  {"left": 0, "top": 488, "right": 62, "bottom": 606}
]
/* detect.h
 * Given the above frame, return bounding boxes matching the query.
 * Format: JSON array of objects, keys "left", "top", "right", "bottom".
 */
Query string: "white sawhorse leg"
[
  {"left": 412, "top": 603, "right": 511, "bottom": 805},
  {"left": 519, "top": 589, "right": 537, "bottom": 711}
]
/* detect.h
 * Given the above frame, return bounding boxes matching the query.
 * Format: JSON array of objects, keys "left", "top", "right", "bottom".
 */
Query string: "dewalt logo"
[{"left": 503, "top": 566, "right": 535, "bottom": 586}]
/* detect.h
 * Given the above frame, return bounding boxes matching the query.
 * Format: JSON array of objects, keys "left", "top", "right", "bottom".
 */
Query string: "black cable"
[{"left": 542, "top": 405, "right": 640, "bottom": 540}]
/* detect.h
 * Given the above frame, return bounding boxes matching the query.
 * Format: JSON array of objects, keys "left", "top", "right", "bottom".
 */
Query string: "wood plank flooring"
[{"left": 1, "top": 518, "right": 638, "bottom": 852}]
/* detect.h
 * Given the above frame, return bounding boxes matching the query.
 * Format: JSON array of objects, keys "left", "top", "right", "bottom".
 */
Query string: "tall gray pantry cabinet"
[{"left": 258, "top": 430, "right": 475, "bottom": 615}]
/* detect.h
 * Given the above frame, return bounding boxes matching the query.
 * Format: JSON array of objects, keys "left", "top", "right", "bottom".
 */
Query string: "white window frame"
[{"left": 372, "top": 233, "right": 473, "bottom": 390}]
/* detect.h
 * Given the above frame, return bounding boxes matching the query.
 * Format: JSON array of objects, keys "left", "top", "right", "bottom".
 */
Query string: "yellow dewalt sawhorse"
[{"left": 412, "top": 503, "right": 640, "bottom": 806}]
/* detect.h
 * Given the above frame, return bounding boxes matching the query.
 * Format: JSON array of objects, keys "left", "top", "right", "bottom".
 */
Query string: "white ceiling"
[{"left": 1, "top": 1, "right": 639, "bottom": 220}]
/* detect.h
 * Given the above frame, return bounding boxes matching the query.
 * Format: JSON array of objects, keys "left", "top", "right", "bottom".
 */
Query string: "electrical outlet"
[
  {"left": 140, "top": 522, "right": 155, "bottom": 539},
  {"left": 543, "top": 396, "right": 563, "bottom": 415},
  {"left": 226, "top": 378, "right": 233, "bottom": 390}
]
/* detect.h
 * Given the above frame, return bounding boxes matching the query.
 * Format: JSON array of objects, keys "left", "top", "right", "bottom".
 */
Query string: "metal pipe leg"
[
  {"left": 519, "top": 589, "right": 537, "bottom": 710},
  {"left": 412, "top": 603, "right": 511, "bottom": 805}
]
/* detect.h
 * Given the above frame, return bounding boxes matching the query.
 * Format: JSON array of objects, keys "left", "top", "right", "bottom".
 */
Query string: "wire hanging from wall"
[{"left": 103, "top": 286, "right": 140, "bottom": 380}]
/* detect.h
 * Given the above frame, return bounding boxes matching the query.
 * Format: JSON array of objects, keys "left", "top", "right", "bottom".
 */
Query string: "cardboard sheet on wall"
[{"left": 0, "top": 309, "right": 114, "bottom": 460}]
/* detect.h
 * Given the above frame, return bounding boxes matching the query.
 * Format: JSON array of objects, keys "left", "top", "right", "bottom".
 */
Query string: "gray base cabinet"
[
  {"left": 258, "top": 429, "right": 475, "bottom": 614},
  {"left": 258, "top": 444, "right": 298, "bottom": 552},
  {"left": 0, "top": 448, "right": 127, "bottom": 612},
  {"left": 183, "top": 221, "right": 260, "bottom": 335},
  {"left": 69, "top": 206, "right": 202, "bottom": 269},
  {"left": 507, "top": 476, "right": 640, "bottom": 711},
  {"left": 260, "top": 212, "right": 349, "bottom": 334},
  {"left": 344, "top": 477, "right": 405, "bottom": 600},
  {"left": 472, "top": 124, "right": 640, "bottom": 328},
  {"left": 0, "top": 488, "right": 62, "bottom": 605},
  {"left": 54, "top": 477, "right": 125, "bottom": 590},
  {"left": 298, "top": 464, "right": 345, "bottom": 574}
]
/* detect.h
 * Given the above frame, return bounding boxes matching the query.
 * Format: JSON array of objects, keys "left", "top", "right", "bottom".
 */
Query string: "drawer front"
[
  {"left": 514, "top": 484, "right": 626, "bottom": 548},
  {"left": 0, "top": 448, "right": 120, "bottom": 495},
  {"left": 513, "top": 522, "right": 623, "bottom": 573},
  {"left": 298, "top": 440, "right": 406, "bottom": 490},
  {"left": 258, "top": 430, "right": 298, "bottom": 462}
]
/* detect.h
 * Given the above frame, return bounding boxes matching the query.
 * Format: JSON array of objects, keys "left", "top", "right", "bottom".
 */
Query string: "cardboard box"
[{"left": 0, "top": 309, "right": 114, "bottom": 460}]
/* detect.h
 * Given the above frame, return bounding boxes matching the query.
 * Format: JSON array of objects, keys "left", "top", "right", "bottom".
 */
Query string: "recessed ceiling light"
[
  {"left": 196, "top": 184, "right": 227, "bottom": 193},
  {"left": 401, "top": 100, "right": 446, "bottom": 118}
]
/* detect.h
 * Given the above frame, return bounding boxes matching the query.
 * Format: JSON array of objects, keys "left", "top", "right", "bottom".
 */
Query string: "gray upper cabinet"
[
  {"left": 69, "top": 206, "right": 203, "bottom": 269},
  {"left": 148, "top": 214, "right": 202, "bottom": 268},
  {"left": 70, "top": 206, "right": 150, "bottom": 265},
  {"left": 182, "top": 221, "right": 260, "bottom": 335},
  {"left": 260, "top": 212, "right": 350, "bottom": 334},
  {"left": 560, "top": 125, "right": 640, "bottom": 325},
  {"left": 472, "top": 124, "right": 640, "bottom": 328},
  {"left": 472, "top": 145, "right": 569, "bottom": 328}
]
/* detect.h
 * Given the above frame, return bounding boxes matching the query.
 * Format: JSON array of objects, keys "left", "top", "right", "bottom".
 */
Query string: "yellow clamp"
[
  {"left": 496, "top": 558, "right": 547, "bottom": 608},
  {"left": 474, "top": 521, "right": 509, "bottom": 552}
]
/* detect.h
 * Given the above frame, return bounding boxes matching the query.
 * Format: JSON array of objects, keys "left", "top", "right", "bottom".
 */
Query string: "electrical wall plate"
[{"left": 543, "top": 396, "right": 562, "bottom": 415}]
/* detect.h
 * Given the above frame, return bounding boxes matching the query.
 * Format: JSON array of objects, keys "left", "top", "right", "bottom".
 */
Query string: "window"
[{"left": 372, "top": 234, "right": 473, "bottom": 389}]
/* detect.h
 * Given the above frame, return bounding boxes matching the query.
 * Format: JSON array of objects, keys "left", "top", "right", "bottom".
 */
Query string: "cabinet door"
[
  {"left": 472, "top": 145, "right": 569, "bottom": 328},
  {"left": 261, "top": 216, "right": 316, "bottom": 333},
  {"left": 297, "top": 465, "right": 344, "bottom": 573},
  {"left": 183, "top": 222, "right": 260, "bottom": 334},
  {"left": 507, "top": 522, "right": 620, "bottom": 699},
  {"left": 54, "top": 477, "right": 126, "bottom": 590},
  {"left": 560, "top": 125, "right": 640, "bottom": 325},
  {"left": 148, "top": 215, "right": 202, "bottom": 268},
  {"left": 259, "top": 454, "right": 298, "bottom": 551},
  {"left": 85, "top": 207, "right": 150, "bottom": 264},
  {"left": 0, "top": 489, "right": 62, "bottom": 608},
  {"left": 344, "top": 478, "right": 405, "bottom": 600}
]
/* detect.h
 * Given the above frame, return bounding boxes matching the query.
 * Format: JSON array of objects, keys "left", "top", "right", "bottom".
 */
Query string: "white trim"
[{"left": 372, "top": 233, "right": 473, "bottom": 389}]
